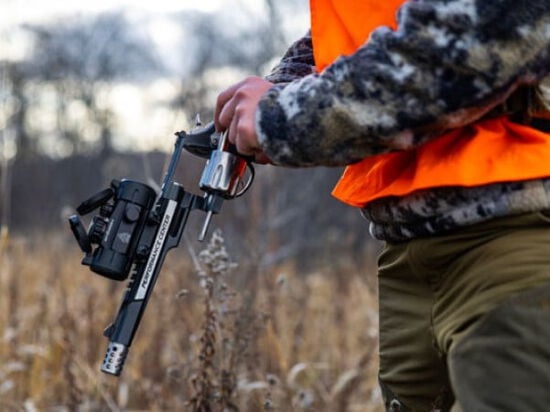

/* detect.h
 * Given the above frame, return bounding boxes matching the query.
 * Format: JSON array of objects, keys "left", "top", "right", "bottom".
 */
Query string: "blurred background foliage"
[
  {"left": 0, "top": 0, "right": 378, "bottom": 272},
  {"left": 0, "top": 1, "right": 383, "bottom": 410}
]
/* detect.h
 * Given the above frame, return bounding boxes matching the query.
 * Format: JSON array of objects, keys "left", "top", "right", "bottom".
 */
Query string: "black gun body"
[{"left": 101, "top": 183, "right": 199, "bottom": 375}]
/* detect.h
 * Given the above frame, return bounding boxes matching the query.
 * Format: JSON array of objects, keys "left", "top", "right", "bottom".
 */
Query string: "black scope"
[{"left": 69, "top": 179, "right": 157, "bottom": 281}]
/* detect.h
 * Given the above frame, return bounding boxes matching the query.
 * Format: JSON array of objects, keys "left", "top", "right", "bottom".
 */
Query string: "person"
[{"left": 214, "top": 0, "right": 550, "bottom": 411}]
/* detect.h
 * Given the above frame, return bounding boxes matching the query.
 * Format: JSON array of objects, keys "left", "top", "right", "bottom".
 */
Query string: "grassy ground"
[{"left": 0, "top": 229, "right": 383, "bottom": 411}]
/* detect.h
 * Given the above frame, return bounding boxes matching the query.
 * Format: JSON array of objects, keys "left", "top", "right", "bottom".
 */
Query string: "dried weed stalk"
[
  {"left": 58, "top": 285, "right": 84, "bottom": 410},
  {"left": 189, "top": 229, "right": 240, "bottom": 412}
]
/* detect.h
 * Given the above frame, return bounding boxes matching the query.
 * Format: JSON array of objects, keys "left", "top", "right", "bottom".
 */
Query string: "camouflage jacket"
[{"left": 258, "top": 0, "right": 550, "bottom": 242}]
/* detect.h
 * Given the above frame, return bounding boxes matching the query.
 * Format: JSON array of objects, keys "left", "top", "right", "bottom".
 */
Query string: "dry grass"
[{"left": 0, "top": 229, "right": 383, "bottom": 411}]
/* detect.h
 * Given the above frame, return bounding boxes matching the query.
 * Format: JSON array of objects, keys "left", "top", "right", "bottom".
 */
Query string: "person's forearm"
[{"left": 257, "top": 0, "right": 550, "bottom": 167}]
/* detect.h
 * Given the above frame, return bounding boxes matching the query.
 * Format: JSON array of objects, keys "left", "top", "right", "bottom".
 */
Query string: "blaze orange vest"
[{"left": 309, "top": 0, "right": 550, "bottom": 207}]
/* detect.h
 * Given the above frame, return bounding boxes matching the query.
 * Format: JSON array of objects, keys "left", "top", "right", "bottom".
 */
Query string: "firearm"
[{"left": 68, "top": 121, "right": 254, "bottom": 376}]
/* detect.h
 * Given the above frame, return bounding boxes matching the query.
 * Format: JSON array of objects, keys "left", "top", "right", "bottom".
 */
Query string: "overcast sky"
[
  {"left": 1, "top": 0, "right": 307, "bottom": 27},
  {"left": 2, "top": 0, "right": 241, "bottom": 25},
  {"left": 0, "top": 0, "right": 309, "bottom": 61},
  {"left": 0, "top": 0, "right": 310, "bottom": 153}
]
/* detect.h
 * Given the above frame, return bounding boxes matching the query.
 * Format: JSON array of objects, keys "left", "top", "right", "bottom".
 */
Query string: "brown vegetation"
[
  {"left": 0, "top": 2, "right": 385, "bottom": 409},
  {"left": 0, "top": 229, "right": 383, "bottom": 411}
]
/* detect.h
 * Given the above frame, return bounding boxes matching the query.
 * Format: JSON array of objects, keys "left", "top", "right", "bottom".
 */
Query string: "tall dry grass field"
[{"left": 0, "top": 229, "right": 383, "bottom": 411}]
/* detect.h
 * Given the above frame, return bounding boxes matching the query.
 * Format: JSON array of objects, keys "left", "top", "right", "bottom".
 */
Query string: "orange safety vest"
[{"left": 309, "top": 0, "right": 550, "bottom": 207}]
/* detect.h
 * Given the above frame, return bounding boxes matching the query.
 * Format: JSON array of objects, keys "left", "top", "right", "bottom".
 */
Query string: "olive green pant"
[{"left": 378, "top": 211, "right": 550, "bottom": 412}]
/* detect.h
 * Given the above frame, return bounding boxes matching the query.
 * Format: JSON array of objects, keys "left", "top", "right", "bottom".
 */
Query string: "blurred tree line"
[{"left": 0, "top": 0, "right": 378, "bottom": 272}]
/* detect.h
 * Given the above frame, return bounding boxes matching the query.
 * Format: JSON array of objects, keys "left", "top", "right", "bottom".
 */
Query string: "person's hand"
[{"left": 214, "top": 76, "right": 274, "bottom": 163}]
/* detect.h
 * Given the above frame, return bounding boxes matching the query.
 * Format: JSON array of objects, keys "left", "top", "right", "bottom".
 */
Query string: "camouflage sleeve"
[
  {"left": 264, "top": 31, "right": 316, "bottom": 84},
  {"left": 256, "top": 0, "right": 550, "bottom": 167}
]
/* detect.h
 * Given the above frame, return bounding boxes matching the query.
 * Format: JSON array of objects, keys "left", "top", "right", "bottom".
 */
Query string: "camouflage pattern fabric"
[
  {"left": 265, "top": 32, "right": 316, "bottom": 84},
  {"left": 260, "top": 0, "right": 550, "bottom": 242}
]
